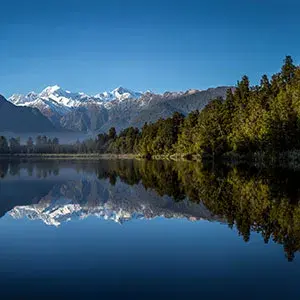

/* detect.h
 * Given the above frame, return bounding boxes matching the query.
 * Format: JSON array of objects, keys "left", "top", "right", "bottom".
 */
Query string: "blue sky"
[{"left": 1, "top": 0, "right": 300, "bottom": 97}]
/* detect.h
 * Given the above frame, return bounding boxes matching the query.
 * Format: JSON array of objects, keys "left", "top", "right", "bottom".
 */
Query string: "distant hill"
[{"left": 0, "top": 94, "right": 58, "bottom": 132}]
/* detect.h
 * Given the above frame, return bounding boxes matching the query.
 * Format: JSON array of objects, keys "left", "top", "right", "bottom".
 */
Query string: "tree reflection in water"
[{"left": 1, "top": 158, "right": 300, "bottom": 261}]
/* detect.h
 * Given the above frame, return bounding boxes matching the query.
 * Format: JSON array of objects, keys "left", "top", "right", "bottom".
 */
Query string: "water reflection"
[
  {"left": 1, "top": 159, "right": 300, "bottom": 261},
  {"left": 0, "top": 160, "right": 217, "bottom": 227}
]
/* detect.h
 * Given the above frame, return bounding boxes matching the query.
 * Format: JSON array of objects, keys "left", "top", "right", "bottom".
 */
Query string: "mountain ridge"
[
  {"left": 0, "top": 94, "right": 58, "bottom": 133},
  {"left": 7, "top": 85, "right": 231, "bottom": 133}
]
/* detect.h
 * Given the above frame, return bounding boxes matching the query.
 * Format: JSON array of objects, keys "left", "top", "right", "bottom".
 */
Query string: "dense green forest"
[
  {"left": 1, "top": 56, "right": 300, "bottom": 160},
  {"left": 105, "top": 56, "right": 300, "bottom": 158}
]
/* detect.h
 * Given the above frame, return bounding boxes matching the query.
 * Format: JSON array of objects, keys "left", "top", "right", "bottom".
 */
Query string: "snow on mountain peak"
[
  {"left": 93, "top": 87, "right": 143, "bottom": 102},
  {"left": 9, "top": 91, "right": 38, "bottom": 105},
  {"left": 43, "top": 84, "right": 61, "bottom": 92},
  {"left": 40, "top": 85, "right": 62, "bottom": 96},
  {"left": 111, "top": 86, "right": 142, "bottom": 101},
  {"left": 9, "top": 85, "right": 145, "bottom": 115},
  {"left": 113, "top": 86, "right": 131, "bottom": 94}
]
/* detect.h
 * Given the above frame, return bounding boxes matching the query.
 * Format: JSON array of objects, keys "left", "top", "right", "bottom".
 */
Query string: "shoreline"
[
  {"left": 1, "top": 151, "right": 300, "bottom": 169},
  {"left": 0, "top": 153, "right": 138, "bottom": 160}
]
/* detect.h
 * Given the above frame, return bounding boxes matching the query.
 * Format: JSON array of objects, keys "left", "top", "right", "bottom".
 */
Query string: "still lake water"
[{"left": 0, "top": 159, "right": 300, "bottom": 299}]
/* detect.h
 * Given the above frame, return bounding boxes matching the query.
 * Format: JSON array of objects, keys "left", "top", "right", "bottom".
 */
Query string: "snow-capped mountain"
[
  {"left": 94, "top": 87, "right": 143, "bottom": 102},
  {"left": 8, "top": 85, "right": 230, "bottom": 132},
  {"left": 10, "top": 85, "right": 144, "bottom": 108},
  {"left": 9, "top": 85, "right": 146, "bottom": 129}
]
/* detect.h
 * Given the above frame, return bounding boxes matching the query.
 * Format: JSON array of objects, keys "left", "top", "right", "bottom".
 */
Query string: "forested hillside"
[{"left": 104, "top": 56, "right": 300, "bottom": 159}]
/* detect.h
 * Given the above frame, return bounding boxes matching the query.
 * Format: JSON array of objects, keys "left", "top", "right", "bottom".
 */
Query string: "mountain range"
[{"left": 7, "top": 85, "right": 230, "bottom": 133}]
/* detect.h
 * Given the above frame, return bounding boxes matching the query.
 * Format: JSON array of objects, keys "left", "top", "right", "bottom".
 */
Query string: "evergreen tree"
[
  {"left": 108, "top": 127, "right": 117, "bottom": 140},
  {"left": 281, "top": 55, "right": 296, "bottom": 85},
  {"left": 0, "top": 136, "right": 9, "bottom": 154},
  {"left": 9, "top": 137, "right": 21, "bottom": 153},
  {"left": 26, "top": 137, "right": 34, "bottom": 153}
]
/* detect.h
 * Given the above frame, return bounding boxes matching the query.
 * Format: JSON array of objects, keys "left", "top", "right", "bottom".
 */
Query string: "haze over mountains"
[{"left": 6, "top": 85, "right": 230, "bottom": 133}]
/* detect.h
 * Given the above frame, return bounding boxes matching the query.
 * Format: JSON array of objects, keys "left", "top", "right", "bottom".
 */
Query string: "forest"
[
  {"left": 1, "top": 56, "right": 300, "bottom": 161},
  {"left": 107, "top": 56, "right": 300, "bottom": 160}
]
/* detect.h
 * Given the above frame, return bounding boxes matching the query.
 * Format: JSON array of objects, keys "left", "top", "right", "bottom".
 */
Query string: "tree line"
[
  {"left": 98, "top": 56, "right": 300, "bottom": 159},
  {"left": 0, "top": 135, "right": 65, "bottom": 154},
  {"left": 107, "top": 56, "right": 300, "bottom": 159}
]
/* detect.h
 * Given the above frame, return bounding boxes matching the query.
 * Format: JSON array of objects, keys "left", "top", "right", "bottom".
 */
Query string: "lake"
[{"left": 0, "top": 159, "right": 299, "bottom": 299}]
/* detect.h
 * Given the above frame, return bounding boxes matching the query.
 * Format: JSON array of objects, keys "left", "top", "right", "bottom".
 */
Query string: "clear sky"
[{"left": 1, "top": 0, "right": 300, "bottom": 97}]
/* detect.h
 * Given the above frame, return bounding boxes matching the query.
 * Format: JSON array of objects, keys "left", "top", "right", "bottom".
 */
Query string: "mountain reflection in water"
[{"left": 1, "top": 159, "right": 300, "bottom": 262}]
